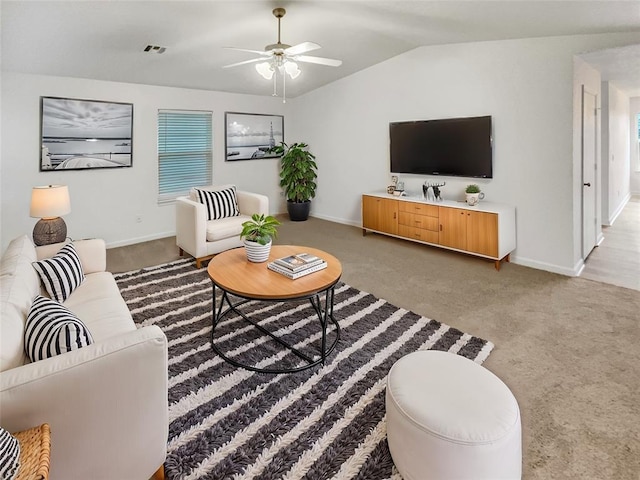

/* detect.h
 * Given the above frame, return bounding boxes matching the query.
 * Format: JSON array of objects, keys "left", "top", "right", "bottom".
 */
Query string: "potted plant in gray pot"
[
  {"left": 272, "top": 142, "right": 317, "bottom": 221},
  {"left": 239, "top": 213, "right": 280, "bottom": 262}
]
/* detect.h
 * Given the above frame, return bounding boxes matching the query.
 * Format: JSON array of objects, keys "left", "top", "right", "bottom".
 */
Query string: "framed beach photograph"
[
  {"left": 225, "top": 112, "right": 283, "bottom": 161},
  {"left": 40, "top": 96, "right": 133, "bottom": 171}
]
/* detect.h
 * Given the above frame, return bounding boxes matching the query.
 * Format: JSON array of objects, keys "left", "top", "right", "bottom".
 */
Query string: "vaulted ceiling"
[{"left": 2, "top": 1, "right": 640, "bottom": 98}]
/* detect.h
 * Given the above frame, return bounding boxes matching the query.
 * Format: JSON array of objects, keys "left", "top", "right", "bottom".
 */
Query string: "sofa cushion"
[
  {"left": 25, "top": 295, "right": 94, "bottom": 362},
  {"left": 0, "top": 426, "right": 20, "bottom": 480},
  {"left": 194, "top": 186, "right": 240, "bottom": 220},
  {"left": 32, "top": 243, "right": 85, "bottom": 302},
  {"left": 0, "top": 235, "right": 40, "bottom": 372},
  {"left": 205, "top": 214, "right": 252, "bottom": 242},
  {"left": 63, "top": 272, "right": 135, "bottom": 341},
  {"left": 189, "top": 184, "right": 236, "bottom": 202}
]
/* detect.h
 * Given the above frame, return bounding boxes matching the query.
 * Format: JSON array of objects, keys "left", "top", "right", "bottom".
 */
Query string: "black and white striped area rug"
[{"left": 114, "top": 258, "right": 494, "bottom": 480}]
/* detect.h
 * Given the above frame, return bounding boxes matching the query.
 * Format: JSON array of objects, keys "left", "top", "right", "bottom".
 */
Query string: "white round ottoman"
[{"left": 386, "top": 350, "right": 521, "bottom": 480}]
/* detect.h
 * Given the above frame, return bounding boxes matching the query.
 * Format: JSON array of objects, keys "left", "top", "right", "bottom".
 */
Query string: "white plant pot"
[
  {"left": 243, "top": 239, "right": 272, "bottom": 263},
  {"left": 466, "top": 193, "right": 480, "bottom": 206}
]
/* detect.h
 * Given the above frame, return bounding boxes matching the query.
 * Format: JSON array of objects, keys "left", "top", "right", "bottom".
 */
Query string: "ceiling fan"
[{"left": 223, "top": 7, "right": 342, "bottom": 100}]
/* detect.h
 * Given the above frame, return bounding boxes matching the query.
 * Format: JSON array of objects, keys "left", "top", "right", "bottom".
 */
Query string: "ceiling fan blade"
[
  {"left": 296, "top": 55, "right": 342, "bottom": 67},
  {"left": 222, "top": 57, "right": 267, "bottom": 69},
  {"left": 284, "top": 42, "right": 321, "bottom": 56},
  {"left": 224, "top": 47, "right": 271, "bottom": 56}
]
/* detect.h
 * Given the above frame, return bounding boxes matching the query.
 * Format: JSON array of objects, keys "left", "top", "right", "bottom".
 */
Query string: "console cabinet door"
[
  {"left": 439, "top": 207, "right": 467, "bottom": 250},
  {"left": 362, "top": 196, "right": 398, "bottom": 235},
  {"left": 466, "top": 211, "right": 499, "bottom": 257}
]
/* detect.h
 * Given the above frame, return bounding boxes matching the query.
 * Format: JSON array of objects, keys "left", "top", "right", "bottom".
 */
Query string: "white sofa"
[
  {"left": 0, "top": 235, "right": 168, "bottom": 480},
  {"left": 176, "top": 186, "right": 269, "bottom": 268}
]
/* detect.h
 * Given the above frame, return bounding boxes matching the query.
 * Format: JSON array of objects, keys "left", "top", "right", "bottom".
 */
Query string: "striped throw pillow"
[
  {"left": 32, "top": 242, "right": 85, "bottom": 302},
  {"left": 0, "top": 427, "right": 20, "bottom": 480},
  {"left": 25, "top": 295, "right": 94, "bottom": 362},
  {"left": 194, "top": 186, "right": 240, "bottom": 220}
]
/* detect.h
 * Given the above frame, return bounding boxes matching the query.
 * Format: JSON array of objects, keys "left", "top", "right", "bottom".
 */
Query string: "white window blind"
[{"left": 158, "top": 109, "right": 212, "bottom": 203}]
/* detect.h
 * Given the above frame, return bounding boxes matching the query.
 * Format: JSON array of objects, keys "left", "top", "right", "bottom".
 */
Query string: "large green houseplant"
[{"left": 271, "top": 142, "right": 317, "bottom": 221}]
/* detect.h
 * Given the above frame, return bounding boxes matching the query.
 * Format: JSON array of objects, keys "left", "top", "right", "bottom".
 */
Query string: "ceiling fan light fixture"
[
  {"left": 284, "top": 61, "right": 301, "bottom": 79},
  {"left": 256, "top": 62, "right": 274, "bottom": 79}
]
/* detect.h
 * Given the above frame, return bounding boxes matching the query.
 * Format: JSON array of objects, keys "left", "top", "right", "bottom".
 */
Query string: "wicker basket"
[{"left": 12, "top": 424, "right": 51, "bottom": 480}]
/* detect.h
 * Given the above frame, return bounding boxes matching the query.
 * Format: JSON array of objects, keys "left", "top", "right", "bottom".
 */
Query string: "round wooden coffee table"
[{"left": 207, "top": 245, "right": 342, "bottom": 373}]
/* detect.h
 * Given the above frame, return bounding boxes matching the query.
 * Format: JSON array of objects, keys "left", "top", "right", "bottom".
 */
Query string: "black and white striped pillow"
[
  {"left": 25, "top": 295, "right": 94, "bottom": 362},
  {"left": 32, "top": 242, "right": 85, "bottom": 302},
  {"left": 0, "top": 427, "right": 20, "bottom": 480},
  {"left": 194, "top": 186, "right": 240, "bottom": 220}
]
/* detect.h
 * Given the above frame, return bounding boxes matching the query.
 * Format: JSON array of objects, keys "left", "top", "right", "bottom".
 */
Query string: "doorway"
[{"left": 581, "top": 86, "right": 598, "bottom": 259}]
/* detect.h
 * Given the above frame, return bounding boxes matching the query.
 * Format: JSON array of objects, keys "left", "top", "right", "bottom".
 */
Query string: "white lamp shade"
[
  {"left": 30, "top": 185, "right": 71, "bottom": 219},
  {"left": 255, "top": 62, "right": 275, "bottom": 79},
  {"left": 284, "top": 61, "right": 301, "bottom": 79}
]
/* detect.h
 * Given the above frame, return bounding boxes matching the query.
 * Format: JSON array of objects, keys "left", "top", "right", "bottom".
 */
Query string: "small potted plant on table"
[{"left": 239, "top": 213, "right": 281, "bottom": 262}]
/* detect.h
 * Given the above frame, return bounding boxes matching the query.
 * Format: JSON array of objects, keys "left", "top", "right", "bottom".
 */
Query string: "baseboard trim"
[
  {"left": 510, "top": 255, "right": 583, "bottom": 277},
  {"left": 604, "top": 193, "right": 631, "bottom": 226},
  {"left": 309, "top": 213, "right": 361, "bottom": 228},
  {"left": 106, "top": 231, "right": 174, "bottom": 249}
]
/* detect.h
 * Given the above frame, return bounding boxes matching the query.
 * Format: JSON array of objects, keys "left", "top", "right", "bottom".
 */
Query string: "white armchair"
[{"left": 176, "top": 186, "right": 269, "bottom": 268}]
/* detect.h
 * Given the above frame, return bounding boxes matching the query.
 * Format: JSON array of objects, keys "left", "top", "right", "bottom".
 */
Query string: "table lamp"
[{"left": 30, "top": 185, "right": 71, "bottom": 246}]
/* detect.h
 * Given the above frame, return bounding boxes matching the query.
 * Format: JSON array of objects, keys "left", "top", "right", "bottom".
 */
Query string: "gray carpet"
[{"left": 114, "top": 257, "right": 494, "bottom": 480}]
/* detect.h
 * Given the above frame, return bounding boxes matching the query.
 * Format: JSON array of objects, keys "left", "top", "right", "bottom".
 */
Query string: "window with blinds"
[{"left": 158, "top": 110, "right": 212, "bottom": 203}]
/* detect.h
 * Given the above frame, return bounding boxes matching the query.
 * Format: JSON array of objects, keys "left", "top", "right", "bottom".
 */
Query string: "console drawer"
[
  {"left": 399, "top": 202, "right": 439, "bottom": 217},
  {"left": 399, "top": 212, "right": 439, "bottom": 231},
  {"left": 398, "top": 225, "right": 439, "bottom": 243}
]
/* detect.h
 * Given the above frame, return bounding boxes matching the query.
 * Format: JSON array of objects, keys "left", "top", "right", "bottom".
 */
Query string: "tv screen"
[{"left": 390, "top": 115, "right": 492, "bottom": 178}]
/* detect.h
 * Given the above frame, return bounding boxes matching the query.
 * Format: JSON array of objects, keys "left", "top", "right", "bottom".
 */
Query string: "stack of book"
[{"left": 267, "top": 253, "right": 327, "bottom": 279}]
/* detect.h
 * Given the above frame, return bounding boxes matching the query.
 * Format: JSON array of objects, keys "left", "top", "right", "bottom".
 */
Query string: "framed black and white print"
[
  {"left": 40, "top": 96, "right": 133, "bottom": 171},
  {"left": 225, "top": 112, "right": 284, "bottom": 161}
]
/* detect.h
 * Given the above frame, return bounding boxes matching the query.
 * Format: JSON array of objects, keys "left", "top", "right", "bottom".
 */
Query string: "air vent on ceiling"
[{"left": 144, "top": 45, "right": 166, "bottom": 54}]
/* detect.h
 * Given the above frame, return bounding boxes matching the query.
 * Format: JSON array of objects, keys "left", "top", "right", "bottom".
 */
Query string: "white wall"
[
  {"left": 0, "top": 73, "right": 288, "bottom": 251},
  {"left": 630, "top": 97, "right": 640, "bottom": 194},
  {"left": 572, "top": 57, "right": 603, "bottom": 261},
  {"left": 602, "top": 82, "right": 631, "bottom": 225},
  {"left": 290, "top": 33, "right": 640, "bottom": 275}
]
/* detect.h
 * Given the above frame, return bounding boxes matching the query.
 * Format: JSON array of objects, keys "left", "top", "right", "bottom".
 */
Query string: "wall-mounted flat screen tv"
[{"left": 390, "top": 115, "right": 492, "bottom": 178}]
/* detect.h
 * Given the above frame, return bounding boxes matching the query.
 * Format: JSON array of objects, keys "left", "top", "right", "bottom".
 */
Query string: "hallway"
[{"left": 581, "top": 195, "right": 640, "bottom": 291}]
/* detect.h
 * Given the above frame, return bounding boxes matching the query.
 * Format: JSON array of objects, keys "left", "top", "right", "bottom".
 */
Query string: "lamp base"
[{"left": 33, "top": 217, "right": 67, "bottom": 246}]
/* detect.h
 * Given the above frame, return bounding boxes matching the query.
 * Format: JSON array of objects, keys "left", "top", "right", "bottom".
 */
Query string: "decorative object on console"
[
  {"left": 465, "top": 184, "right": 485, "bottom": 206},
  {"left": 423, "top": 181, "right": 445, "bottom": 202},
  {"left": 30, "top": 185, "right": 71, "bottom": 246},
  {"left": 240, "top": 213, "right": 281, "bottom": 262},
  {"left": 272, "top": 141, "right": 317, "bottom": 221}
]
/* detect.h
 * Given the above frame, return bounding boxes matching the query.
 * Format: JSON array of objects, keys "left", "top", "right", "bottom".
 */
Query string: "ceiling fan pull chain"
[
  {"left": 283, "top": 70, "right": 287, "bottom": 103},
  {"left": 272, "top": 71, "right": 277, "bottom": 97}
]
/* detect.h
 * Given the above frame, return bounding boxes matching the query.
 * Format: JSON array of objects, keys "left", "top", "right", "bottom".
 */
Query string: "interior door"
[{"left": 582, "top": 86, "right": 598, "bottom": 259}]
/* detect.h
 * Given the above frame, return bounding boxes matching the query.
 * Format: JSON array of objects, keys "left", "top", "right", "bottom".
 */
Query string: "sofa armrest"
[
  {"left": 0, "top": 326, "right": 168, "bottom": 480},
  {"left": 237, "top": 191, "right": 269, "bottom": 217},
  {"left": 36, "top": 238, "right": 107, "bottom": 274},
  {"left": 175, "top": 196, "right": 209, "bottom": 259}
]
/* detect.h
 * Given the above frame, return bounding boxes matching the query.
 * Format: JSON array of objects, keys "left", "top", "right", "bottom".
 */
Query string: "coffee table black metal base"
[{"left": 210, "top": 284, "right": 340, "bottom": 374}]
